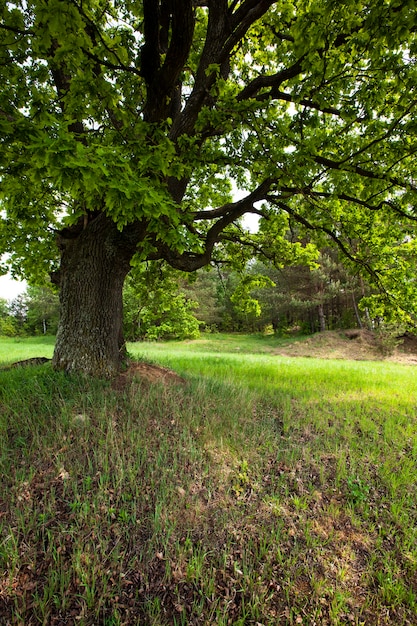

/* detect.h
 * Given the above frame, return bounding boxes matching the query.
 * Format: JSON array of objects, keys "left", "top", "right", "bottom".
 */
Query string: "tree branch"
[
  {"left": 152, "top": 179, "right": 273, "bottom": 271},
  {"left": 266, "top": 196, "right": 386, "bottom": 288},
  {"left": 170, "top": 0, "right": 274, "bottom": 139},
  {"left": 314, "top": 155, "right": 417, "bottom": 191},
  {"left": 81, "top": 47, "right": 140, "bottom": 74},
  {"left": 0, "top": 24, "right": 33, "bottom": 36},
  {"left": 161, "top": 1, "right": 195, "bottom": 95},
  {"left": 279, "top": 187, "right": 417, "bottom": 222},
  {"left": 236, "top": 57, "right": 305, "bottom": 102},
  {"left": 142, "top": 0, "right": 195, "bottom": 122},
  {"left": 192, "top": 178, "right": 274, "bottom": 220},
  {"left": 68, "top": 0, "right": 135, "bottom": 75},
  {"left": 255, "top": 89, "right": 343, "bottom": 117}
]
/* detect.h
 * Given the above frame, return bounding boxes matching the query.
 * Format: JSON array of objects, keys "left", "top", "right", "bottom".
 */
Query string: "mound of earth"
[
  {"left": 0, "top": 357, "right": 51, "bottom": 371},
  {"left": 273, "top": 329, "right": 417, "bottom": 364},
  {"left": 112, "top": 361, "right": 186, "bottom": 391}
]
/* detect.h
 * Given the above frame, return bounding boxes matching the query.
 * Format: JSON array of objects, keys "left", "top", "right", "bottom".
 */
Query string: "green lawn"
[
  {"left": 0, "top": 335, "right": 55, "bottom": 364},
  {"left": 1, "top": 334, "right": 417, "bottom": 625}
]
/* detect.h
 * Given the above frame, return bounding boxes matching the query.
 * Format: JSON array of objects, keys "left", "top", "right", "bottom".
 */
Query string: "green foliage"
[
  {"left": 0, "top": 298, "right": 17, "bottom": 336},
  {"left": 123, "top": 262, "right": 200, "bottom": 341},
  {"left": 180, "top": 254, "right": 374, "bottom": 335},
  {"left": 231, "top": 274, "right": 275, "bottom": 318},
  {"left": 246, "top": 253, "right": 367, "bottom": 334},
  {"left": 1, "top": 286, "right": 59, "bottom": 336},
  {"left": 0, "top": 2, "right": 416, "bottom": 267},
  {"left": 4, "top": 294, "right": 27, "bottom": 334},
  {"left": 182, "top": 269, "right": 228, "bottom": 331},
  {"left": 0, "top": 298, "right": 18, "bottom": 337},
  {"left": 0, "top": 317, "right": 18, "bottom": 337},
  {"left": 24, "top": 285, "right": 59, "bottom": 335}
]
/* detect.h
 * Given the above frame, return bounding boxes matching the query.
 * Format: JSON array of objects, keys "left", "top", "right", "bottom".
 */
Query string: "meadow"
[{"left": 1, "top": 334, "right": 417, "bottom": 625}]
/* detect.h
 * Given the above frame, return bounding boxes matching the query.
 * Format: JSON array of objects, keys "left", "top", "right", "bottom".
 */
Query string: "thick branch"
[
  {"left": 237, "top": 57, "right": 305, "bottom": 102},
  {"left": 154, "top": 179, "right": 274, "bottom": 271},
  {"left": 193, "top": 178, "right": 274, "bottom": 220},
  {"left": 170, "top": 0, "right": 274, "bottom": 139},
  {"left": 41, "top": 33, "right": 88, "bottom": 137},
  {"left": 229, "top": 0, "right": 275, "bottom": 43},
  {"left": 143, "top": 0, "right": 195, "bottom": 122},
  {"left": 140, "top": 0, "right": 161, "bottom": 83}
]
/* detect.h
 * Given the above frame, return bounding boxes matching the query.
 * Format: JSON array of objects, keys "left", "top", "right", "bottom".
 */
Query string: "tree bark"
[
  {"left": 52, "top": 215, "right": 136, "bottom": 377},
  {"left": 318, "top": 302, "right": 326, "bottom": 332},
  {"left": 351, "top": 290, "right": 363, "bottom": 329}
]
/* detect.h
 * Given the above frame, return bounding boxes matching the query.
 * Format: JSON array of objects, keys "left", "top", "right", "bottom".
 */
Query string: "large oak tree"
[{"left": 1, "top": 0, "right": 416, "bottom": 375}]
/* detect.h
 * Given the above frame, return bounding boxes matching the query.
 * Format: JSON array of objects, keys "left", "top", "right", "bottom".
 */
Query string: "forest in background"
[{"left": 0, "top": 247, "right": 400, "bottom": 341}]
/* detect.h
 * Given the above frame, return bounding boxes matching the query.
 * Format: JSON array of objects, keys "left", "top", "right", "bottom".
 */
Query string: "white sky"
[{"left": 0, "top": 274, "right": 27, "bottom": 301}]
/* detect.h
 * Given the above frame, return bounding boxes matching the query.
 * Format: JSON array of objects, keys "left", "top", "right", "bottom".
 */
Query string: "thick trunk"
[{"left": 52, "top": 216, "right": 135, "bottom": 377}]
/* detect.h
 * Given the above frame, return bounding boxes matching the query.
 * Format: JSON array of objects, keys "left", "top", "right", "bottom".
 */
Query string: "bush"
[{"left": 0, "top": 317, "right": 18, "bottom": 337}]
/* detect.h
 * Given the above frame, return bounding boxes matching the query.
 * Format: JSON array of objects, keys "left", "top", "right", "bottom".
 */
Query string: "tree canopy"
[{"left": 1, "top": 0, "right": 416, "bottom": 374}]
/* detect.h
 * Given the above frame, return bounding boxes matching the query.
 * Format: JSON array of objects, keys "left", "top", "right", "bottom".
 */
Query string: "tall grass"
[{"left": 1, "top": 336, "right": 417, "bottom": 625}]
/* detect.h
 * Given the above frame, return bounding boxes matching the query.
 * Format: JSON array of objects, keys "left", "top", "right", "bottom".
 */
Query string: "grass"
[
  {"left": 0, "top": 336, "right": 55, "bottom": 365},
  {"left": 1, "top": 334, "right": 417, "bottom": 625}
]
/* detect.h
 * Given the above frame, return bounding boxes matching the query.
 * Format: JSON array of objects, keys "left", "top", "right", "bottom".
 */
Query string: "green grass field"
[
  {"left": 1, "top": 335, "right": 417, "bottom": 625},
  {"left": 0, "top": 335, "right": 55, "bottom": 364}
]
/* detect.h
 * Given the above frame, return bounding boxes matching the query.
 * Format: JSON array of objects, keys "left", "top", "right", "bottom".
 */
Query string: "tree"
[
  {"left": 0, "top": 297, "right": 18, "bottom": 336},
  {"left": 123, "top": 262, "right": 199, "bottom": 341},
  {"left": 24, "top": 285, "right": 60, "bottom": 335},
  {"left": 7, "top": 293, "right": 28, "bottom": 334},
  {"left": 182, "top": 269, "right": 228, "bottom": 331},
  {"left": 246, "top": 254, "right": 367, "bottom": 334},
  {"left": 1, "top": 0, "right": 416, "bottom": 375}
]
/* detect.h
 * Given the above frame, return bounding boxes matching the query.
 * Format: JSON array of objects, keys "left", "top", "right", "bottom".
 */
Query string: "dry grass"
[{"left": 271, "top": 329, "right": 417, "bottom": 364}]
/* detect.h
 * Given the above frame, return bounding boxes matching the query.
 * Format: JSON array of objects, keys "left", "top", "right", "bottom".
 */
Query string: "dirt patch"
[
  {"left": 273, "top": 329, "right": 417, "bottom": 364},
  {"left": 112, "top": 361, "right": 186, "bottom": 391}
]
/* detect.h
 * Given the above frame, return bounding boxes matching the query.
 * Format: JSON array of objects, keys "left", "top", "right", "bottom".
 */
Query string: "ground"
[
  {"left": 112, "top": 361, "right": 186, "bottom": 390},
  {"left": 3, "top": 329, "right": 416, "bottom": 386},
  {"left": 272, "top": 329, "right": 417, "bottom": 365},
  {"left": 2, "top": 330, "right": 417, "bottom": 624}
]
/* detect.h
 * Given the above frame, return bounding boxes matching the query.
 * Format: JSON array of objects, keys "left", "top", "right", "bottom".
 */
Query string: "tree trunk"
[
  {"left": 318, "top": 303, "right": 326, "bottom": 332},
  {"left": 351, "top": 290, "right": 363, "bottom": 329},
  {"left": 52, "top": 215, "right": 135, "bottom": 377}
]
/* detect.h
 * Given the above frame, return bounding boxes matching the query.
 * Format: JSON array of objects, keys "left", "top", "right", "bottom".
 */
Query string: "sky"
[{"left": 0, "top": 274, "right": 27, "bottom": 302}]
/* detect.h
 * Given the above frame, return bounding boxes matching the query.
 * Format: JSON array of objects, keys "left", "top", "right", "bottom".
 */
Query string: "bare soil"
[{"left": 273, "top": 329, "right": 417, "bottom": 364}]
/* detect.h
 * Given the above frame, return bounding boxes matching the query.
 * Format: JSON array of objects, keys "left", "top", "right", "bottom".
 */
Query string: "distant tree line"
[
  {"left": 0, "top": 286, "right": 60, "bottom": 337},
  {"left": 183, "top": 250, "right": 371, "bottom": 336},
  {"left": 0, "top": 250, "right": 390, "bottom": 340}
]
